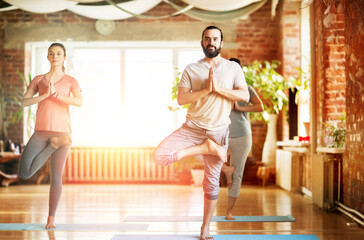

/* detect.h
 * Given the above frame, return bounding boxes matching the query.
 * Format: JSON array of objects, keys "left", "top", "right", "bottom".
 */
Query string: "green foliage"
[
  {"left": 243, "top": 60, "right": 295, "bottom": 122},
  {"left": 171, "top": 72, "right": 180, "bottom": 102},
  {"left": 0, "top": 78, "right": 6, "bottom": 139},
  {"left": 11, "top": 71, "right": 36, "bottom": 139},
  {"left": 1, "top": 70, "right": 36, "bottom": 140},
  {"left": 11, "top": 71, "right": 30, "bottom": 122},
  {"left": 167, "top": 72, "right": 190, "bottom": 111},
  {"left": 287, "top": 66, "right": 310, "bottom": 104}
]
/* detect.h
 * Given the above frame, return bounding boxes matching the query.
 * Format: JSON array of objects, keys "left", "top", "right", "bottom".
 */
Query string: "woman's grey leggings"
[
  {"left": 18, "top": 131, "right": 71, "bottom": 217},
  {"left": 228, "top": 135, "right": 252, "bottom": 198}
]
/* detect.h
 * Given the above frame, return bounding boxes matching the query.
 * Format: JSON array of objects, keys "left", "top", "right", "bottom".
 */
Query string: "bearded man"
[{"left": 153, "top": 25, "right": 249, "bottom": 240}]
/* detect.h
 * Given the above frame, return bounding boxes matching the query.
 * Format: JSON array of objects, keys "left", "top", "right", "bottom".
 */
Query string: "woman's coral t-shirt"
[{"left": 28, "top": 74, "right": 81, "bottom": 133}]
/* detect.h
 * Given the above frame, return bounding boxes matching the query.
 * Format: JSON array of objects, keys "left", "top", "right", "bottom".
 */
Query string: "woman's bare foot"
[
  {"left": 221, "top": 164, "right": 235, "bottom": 188},
  {"left": 45, "top": 216, "right": 56, "bottom": 229},
  {"left": 203, "top": 139, "right": 227, "bottom": 163},
  {"left": 200, "top": 225, "right": 214, "bottom": 240},
  {"left": 0, "top": 170, "right": 18, "bottom": 179},
  {"left": 1, "top": 177, "right": 19, "bottom": 187},
  {"left": 225, "top": 211, "right": 236, "bottom": 220},
  {"left": 50, "top": 136, "right": 72, "bottom": 149}
]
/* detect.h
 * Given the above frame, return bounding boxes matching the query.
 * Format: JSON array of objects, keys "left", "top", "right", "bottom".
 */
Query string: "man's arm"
[
  {"left": 177, "top": 70, "right": 213, "bottom": 106},
  {"left": 177, "top": 87, "right": 211, "bottom": 106},
  {"left": 211, "top": 67, "right": 249, "bottom": 102},
  {"left": 214, "top": 85, "right": 249, "bottom": 103}
]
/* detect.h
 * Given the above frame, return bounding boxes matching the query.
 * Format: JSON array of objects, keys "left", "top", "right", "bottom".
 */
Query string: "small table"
[
  {"left": 257, "top": 166, "right": 275, "bottom": 186},
  {"left": 0, "top": 151, "right": 21, "bottom": 163}
]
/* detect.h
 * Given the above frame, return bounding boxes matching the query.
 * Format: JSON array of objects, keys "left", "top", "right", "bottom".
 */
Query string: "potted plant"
[
  {"left": 190, "top": 155, "right": 205, "bottom": 186},
  {"left": 324, "top": 113, "right": 346, "bottom": 148},
  {"left": 243, "top": 60, "right": 310, "bottom": 166},
  {"left": 1, "top": 71, "right": 35, "bottom": 142},
  {"left": 172, "top": 156, "right": 204, "bottom": 185},
  {"left": 243, "top": 60, "right": 295, "bottom": 121},
  {"left": 11, "top": 71, "right": 35, "bottom": 141},
  {"left": 0, "top": 78, "right": 7, "bottom": 140}
]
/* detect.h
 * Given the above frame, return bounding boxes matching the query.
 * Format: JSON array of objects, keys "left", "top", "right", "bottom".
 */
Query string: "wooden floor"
[{"left": 0, "top": 184, "right": 363, "bottom": 240}]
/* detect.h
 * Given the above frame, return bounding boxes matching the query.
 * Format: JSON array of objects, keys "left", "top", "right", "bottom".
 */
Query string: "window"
[
  {"left": 298, "top": 2, "right": 311, "bottom": 137},
  {"left": 28, "top": 41, "right": 203, "bottom": 147}
]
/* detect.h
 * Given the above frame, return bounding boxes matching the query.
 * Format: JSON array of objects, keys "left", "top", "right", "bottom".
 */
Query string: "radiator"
[
  {"left": 64, "top": 147, "right": 176, "bottom": 183},
  {"left": 275, "top": 149, "right": 300, "bottom": 192},
  {"left": 312, "top": 154, "right": 335, "bottom": 209}
]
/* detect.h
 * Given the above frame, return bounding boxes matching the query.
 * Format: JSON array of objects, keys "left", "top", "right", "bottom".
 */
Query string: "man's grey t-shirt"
[{"left": 179, "top": 58, "right": 247, "bottom": 131}]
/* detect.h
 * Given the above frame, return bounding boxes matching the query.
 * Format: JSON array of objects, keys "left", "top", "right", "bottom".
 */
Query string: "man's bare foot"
[
  {"left": 200, "top": 225, "right": 214, "bottom": 240},
  {"left": 45, "top": 216, "right": 56, "bottom": 229},
  {"left": 225, "top": 211, "right": 236, "bottom": 220},
  {"left": 221, "top": 164, "right": 235, "bottom": 188},
  {"left": 50, "top": 136, "right": 72, "bottom": 149},
  {"left": 203, "top": 139, "right": 227, "bottom": 163}
]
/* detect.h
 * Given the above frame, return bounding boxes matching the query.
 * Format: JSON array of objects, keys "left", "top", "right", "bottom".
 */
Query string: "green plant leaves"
[{"left": 243, "top": 60, "right": 290, "bottom": 121}]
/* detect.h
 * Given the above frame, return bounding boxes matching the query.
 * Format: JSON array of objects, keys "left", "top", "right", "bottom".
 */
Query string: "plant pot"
[
  {"left": 191, "top": 169, "right": 204, "bottom": 186},
  {"left": 262, "top": 114, "right": 277, "bottom": 167},
  {"left": 175, "top": 169, "right": 193, "bottom": 185},
  {"left": 303, "top": 121, "right": 310, "bottom": 136}
]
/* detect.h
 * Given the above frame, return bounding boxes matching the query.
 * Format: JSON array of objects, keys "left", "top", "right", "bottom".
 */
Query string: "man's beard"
[{"left": 202, "top": 44, "right": 222, "bottom": 58}]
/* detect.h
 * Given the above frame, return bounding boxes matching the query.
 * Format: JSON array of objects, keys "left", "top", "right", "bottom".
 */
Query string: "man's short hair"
[{"left": 202, "top": 26, "right": 223, "bottom": 41}]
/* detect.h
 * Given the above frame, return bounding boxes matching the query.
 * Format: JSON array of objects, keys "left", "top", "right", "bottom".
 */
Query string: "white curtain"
[
  {"left": 271, "top": 0, "right": 279, "bottom": 17},
  {"left": 181, "top": 0, "right": 263, "bottom": 12},
  {"left": 3, "top": 0, "right": 77, "bottom": 13},
  {"left": 68, "top": 0, "right": 162, "bottom": 20},
  {"left": 2, "top": 0, "right": 273, "bottom": 21},
  {"left": 167, "top": 0, "right": 268, "bottom": 21}
]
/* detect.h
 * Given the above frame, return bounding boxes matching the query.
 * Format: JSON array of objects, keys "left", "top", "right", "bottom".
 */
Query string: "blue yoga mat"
[
  {"left": 0, "top": 223, "right": 149, "bottom": 231},
  {"left": 124, "top": 215, "right": 295, "bottom": 222},
  {"left": 111, "top": 235, "right": 319, "bottom": 240}
]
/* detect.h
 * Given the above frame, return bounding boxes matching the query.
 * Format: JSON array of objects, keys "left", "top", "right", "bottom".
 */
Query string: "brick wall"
[
  {"left": 0, "top": 1, "right": 280, "bottom": 164},
  {"left": 314, "top": 0, "right": 346, "bottom": 146},
  {"left": 314, "top": 0, "right": 363, "bottom": 213},
  {"left": 1, "top": 46, "right": 24, "bottom": 143},
  {"left": 4, "top": 50, "right": 24, "bottom": 143},
  {"left": 235, "top": 1, "right": 279, "bottom": 65},
  {"left": 314, "top": 0, "right": 346, "bottom": 199},
  {"left": 343, "top": 0, "right": 364, "bottom": 213}
]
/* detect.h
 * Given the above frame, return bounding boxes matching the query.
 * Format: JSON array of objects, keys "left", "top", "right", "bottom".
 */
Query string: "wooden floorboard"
[{"left": 0, "top": 184, "right": 363, "bottom": 240}]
